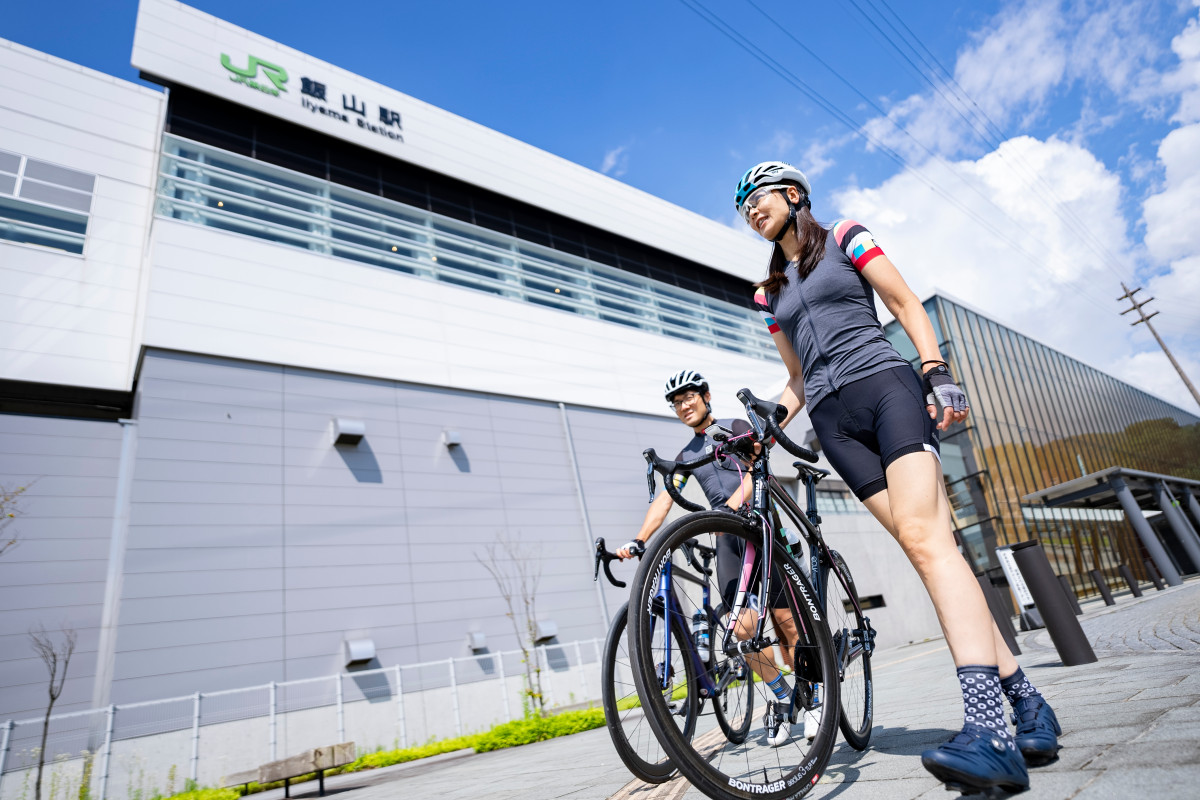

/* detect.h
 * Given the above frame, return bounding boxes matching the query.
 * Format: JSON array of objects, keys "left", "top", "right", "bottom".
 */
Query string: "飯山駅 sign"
[{"left": 218, "top": 51, "right": 404, "bottom": 145}]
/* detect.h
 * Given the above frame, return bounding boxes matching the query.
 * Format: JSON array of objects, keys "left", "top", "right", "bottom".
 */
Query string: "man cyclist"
[{"left": 617, "top": 369, "right": 815, "bottom": 746}]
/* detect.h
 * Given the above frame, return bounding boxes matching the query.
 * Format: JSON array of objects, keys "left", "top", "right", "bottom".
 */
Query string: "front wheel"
[
  {"left": 628, "top": 512, "right": 840, "bottom": 800},
  {"left": 824, "top": 549, "right": 874, "bottom": 750}
]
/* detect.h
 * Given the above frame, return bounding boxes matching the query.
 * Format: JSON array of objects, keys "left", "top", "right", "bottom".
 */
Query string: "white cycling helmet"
[
  {"left": 735, "top": 161, "right": 812, "bottom": 214},
  {"left": 664, "top": 369, "right": 709, "bottom": 401}
]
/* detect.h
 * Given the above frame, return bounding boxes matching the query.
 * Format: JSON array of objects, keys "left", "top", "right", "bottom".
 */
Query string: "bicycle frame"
[
  {"left": 767, "top": 476, "right": 872, "bottom": 677},
  {"left": 651, "top": 549, "right": 747, "bottom": 700}
]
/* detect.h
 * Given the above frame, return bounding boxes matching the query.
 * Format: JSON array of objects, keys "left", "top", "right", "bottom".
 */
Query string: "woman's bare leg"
[{"left": 859, "top": 451, "right": 1000, "bottom": 667}]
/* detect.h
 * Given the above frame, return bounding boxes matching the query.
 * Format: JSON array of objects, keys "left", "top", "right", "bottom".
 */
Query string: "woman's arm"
[
  {"left": 771, "top": 329, "right": 807, "bottom": 429},
  {"left": 862, "top": 254, "right": 968, "bottom": 430}
]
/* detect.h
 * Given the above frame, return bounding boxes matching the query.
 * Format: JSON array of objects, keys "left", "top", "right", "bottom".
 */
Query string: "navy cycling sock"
[
  {"left": 1000, "top": 667, "right": 1042, "bottom": 707},
  {"left": 766, "top": 673, "right": 790, "bottom": 701},
  {"left": 957, "top": 665, "right": 1011, "bottom": 737}
]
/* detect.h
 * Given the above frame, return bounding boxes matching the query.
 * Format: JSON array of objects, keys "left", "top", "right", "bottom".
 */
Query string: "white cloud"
[
  {"left": 860, "top": 0, "right": 1175, "bottom": 161},
  {"left": 600, "top": 145, "right": 629, "bottom": 177},
  {"left": 825, "top": 136, "right": 1200, "bottom": 410},
  {"left": 1165, "top": 4, "right": 1200, "bottom": 123},
  {"left": 1105, "top": 347, "right": 1200, "bottom": 414},
  {"left": 1135, "top": 2, "right": 1200, "bottom": 415},
  {"left": 1142, "top": 123, "right": 1200, "bottom": 261},
  {"left": 800, "top": 137, "right": 842, "bottom": 179}
]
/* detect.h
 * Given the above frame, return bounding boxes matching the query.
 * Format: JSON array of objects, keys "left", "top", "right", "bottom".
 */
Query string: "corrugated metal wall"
[
  {"left": 96, "top": 349, "right": 683, "bottom": 707},
  {"left": 0, "top": 414, "right": 124, "bottom": 719}
]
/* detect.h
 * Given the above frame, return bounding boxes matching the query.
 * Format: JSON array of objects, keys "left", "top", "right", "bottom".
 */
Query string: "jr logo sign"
[{"left": 220, "top": 53, "right": 288, "bottom": 96}]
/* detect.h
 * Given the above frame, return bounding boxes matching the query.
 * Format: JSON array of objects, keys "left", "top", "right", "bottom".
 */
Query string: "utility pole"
[{"left": 1117, "top": 283, "right": 1200, "bottom": 409}]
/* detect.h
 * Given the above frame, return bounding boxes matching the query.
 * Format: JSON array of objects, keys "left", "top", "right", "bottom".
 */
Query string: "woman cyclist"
[{"left": 734, "top": 161, "right": 1061, "bottom": 795}]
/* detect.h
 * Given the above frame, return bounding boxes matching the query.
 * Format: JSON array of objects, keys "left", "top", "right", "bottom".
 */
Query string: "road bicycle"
[
  {"left": 593, "top": 536, "right": 754, "bottom": 783},
  {"left": 627, "top": 388, "right": 876, "bottom": 800}
]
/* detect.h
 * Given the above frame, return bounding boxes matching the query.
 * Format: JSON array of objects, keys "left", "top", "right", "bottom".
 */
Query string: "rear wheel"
[
  {"left": 824, "top": 550, "right": 874, "bottom": 750},
  {"left": 601, "top": 602, "right": 696, "bottom": 783},
  {"left": 628, "top": 512, "right": 840, "bottom": 800}
]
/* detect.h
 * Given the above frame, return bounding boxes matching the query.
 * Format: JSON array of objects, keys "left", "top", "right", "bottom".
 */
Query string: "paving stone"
[
  {"left": 1073, "top": 765, "right": 1200, "bottom": 800},
  {"left": 1086, "top": 739, "right": 1200, "bottom": 769},
  {"left": 1058, "top": 725, "right": 1143, "bottom": 747},
  {"left": 318, "top": 580, "right": 1200, "bottom": 800}
]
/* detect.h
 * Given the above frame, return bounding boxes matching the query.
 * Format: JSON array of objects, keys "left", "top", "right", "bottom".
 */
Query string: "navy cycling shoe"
[
  {"left": 1012, "top": 697, "right": 1062, "bottom": 766},
  {"left": 921, "top": 724, "right": 1029, "bottom": 796}
]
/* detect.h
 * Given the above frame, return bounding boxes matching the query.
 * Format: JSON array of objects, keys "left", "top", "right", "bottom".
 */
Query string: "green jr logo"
[{"left": 220, "top": 53, "right": 288, "bottom": 96}]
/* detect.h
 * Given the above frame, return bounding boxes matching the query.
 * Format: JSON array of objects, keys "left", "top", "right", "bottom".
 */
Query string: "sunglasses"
[{"left": 739, "top": 184, "right": 789, "bottom": 222}]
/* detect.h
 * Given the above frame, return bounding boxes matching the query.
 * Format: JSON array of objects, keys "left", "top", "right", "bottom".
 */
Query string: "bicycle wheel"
[
  {"left": 628, "top": 511, "right": 840, "bottom": 800},
  {"left": 711, "top": 603, "right": 753, "bottom": 744},
  {"left": 601, "top": 602, "right": 693, "bottom": 783},
  {"left": 824, "top": 549, "right": 874, "bottom": 750}
]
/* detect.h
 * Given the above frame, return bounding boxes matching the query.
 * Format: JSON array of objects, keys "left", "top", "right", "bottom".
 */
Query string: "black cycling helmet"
[{"left": 664, "top": 369, "right": 709, "bottom": 401}]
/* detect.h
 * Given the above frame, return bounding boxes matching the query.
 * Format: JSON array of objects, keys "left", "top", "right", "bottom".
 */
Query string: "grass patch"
[{"left": 157, "top": 708, "right": 607, "bottom": 800}]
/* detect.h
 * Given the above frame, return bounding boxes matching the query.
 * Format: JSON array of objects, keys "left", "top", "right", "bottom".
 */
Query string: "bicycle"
[
  {"left": 593, "top": 537, "right": 754, "bottom": 783},
  {"left": 627, "top": 388, "right": 877, "bottom": 800}
]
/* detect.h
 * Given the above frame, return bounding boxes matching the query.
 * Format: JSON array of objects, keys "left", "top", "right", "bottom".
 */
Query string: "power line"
[
  {"left": 680, "top": 0, "right": 1123, "bottom": 314},
  {"left": 840, "top": 0, "right": 1158, "bottom": 294},
  {"left": 738, "top": 0, "right": 1200, "bottom": 326}
]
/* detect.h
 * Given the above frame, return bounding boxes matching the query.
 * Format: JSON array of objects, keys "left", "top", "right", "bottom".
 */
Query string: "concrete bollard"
[
  {"left": 1144, "top": 559, "right": 1166, "bottom": 591},
  {"left": 1057, "top": 575, "right": 1083, "bottom": 616},
  {"left": 1012, "top": 541, "right": 1096, "bottom": 666},
  {"left": 1117, "top": 564, "right": 1143, "bottom": 598},
  {"left": 1090, "top": 569, "right": 1115, "bottom": 606},
  {"left": 978, "top": 574, "right": 1021, "bottom": 656}
]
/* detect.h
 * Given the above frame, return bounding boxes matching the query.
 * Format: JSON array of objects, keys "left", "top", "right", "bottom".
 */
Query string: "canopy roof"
[{"left": 1022, "top": 466, "right": 1200, "bottom": 511}]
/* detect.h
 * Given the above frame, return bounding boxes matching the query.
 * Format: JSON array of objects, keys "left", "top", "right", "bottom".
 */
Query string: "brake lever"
[
  {"left": 593, "top": 537, "right": 628, "bottom": 588},
  {"left": 645, "top": 459, "right": 657, "bottom": 503}
]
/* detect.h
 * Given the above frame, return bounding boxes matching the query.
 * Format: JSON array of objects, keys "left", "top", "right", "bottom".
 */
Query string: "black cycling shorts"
[{"left": 808, "top": 365, "right": 940, "bottom": 501}]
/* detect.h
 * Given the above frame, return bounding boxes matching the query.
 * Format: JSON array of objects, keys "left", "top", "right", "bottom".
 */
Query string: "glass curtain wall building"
[{"left": 884, "top": 295, "right": 1200, "bottom": 598}]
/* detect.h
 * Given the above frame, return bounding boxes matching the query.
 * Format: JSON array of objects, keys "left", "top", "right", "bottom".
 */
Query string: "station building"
[
  {"left": 0, "top": 0, "right": 944, "bottom": 729},
  {"left": 5, "top": 0, "right": 1197, "bottom": 741}
]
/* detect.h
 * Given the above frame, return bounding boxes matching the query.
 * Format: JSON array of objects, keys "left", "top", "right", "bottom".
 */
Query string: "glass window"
[{"left": 156, "top": 134, "right": 774, "bottom": 361}]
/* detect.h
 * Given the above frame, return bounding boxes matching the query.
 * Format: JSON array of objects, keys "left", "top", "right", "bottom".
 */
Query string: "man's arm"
[{"left": 618, "top": 490, "right": 675, "bottom": 559}]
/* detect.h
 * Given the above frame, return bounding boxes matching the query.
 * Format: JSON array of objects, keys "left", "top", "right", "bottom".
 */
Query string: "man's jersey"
[
  {"left": 674, "top": 418, "right": 754, "bottom": 509},
  {"left": 754, "top": 220, "right": 909, "bottom": 411}
]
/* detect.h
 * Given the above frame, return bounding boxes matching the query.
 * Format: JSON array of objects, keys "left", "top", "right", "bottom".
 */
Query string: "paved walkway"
[{"left": 278, "top": 579, "right": 1200, "bottom": 800}]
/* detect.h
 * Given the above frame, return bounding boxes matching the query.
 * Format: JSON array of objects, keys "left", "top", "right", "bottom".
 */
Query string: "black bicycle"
[
  {"left": 594, "top": 537, "right": 753, "bottom": 783},
  {"left": 627, "top": 388, "right": 876, "bottom": 800}
]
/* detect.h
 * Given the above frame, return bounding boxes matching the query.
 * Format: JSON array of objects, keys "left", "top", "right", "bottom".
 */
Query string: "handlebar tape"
[
  {"left": 643, "top": 448, "right": 710, "bottom": 513},
  {"left": 735, "top": 388, "right": 819, "bottom": 463}
]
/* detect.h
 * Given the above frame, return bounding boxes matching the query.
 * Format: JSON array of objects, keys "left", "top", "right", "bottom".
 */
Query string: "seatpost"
[{"left": 805, "top": 473, "right": 820, "bottom": 526}]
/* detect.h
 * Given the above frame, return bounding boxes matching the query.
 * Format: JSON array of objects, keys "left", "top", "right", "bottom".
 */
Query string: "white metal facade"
[{"left": 0, "top": 1, "right": 938, "bottom": 736}]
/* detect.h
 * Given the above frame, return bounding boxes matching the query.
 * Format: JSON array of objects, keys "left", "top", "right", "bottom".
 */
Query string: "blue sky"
[{"left": 5, "top": 0, "right": 1200, "bottom": 412}]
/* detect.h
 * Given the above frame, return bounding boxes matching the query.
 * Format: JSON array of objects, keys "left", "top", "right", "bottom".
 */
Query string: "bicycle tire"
[
  {"left": 710, "top": 603, "right": 753, "bottom": 744},
  {"left": 824, "top": 549, "right": 874, "bottom": 750},
  {"left": 601, "top": 602, "right": 690, "bottom": 783},
  {"left": 628, "top": 511, "right": 840, "bottom": 800}
]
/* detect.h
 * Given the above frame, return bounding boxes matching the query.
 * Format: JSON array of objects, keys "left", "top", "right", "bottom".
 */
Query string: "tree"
[
  {"left": 1, "top": 482, "right": 29, "bottom": 558},
  {"left": 30, "top": 624, "right": 77, "bottom": 800},
  {"left": 476, "top": 533, "right": 547, "bottom": 717}
]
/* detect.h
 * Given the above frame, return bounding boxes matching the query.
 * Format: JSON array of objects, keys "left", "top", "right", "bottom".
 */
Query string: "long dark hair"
[{"left": 754, "top": 200, "right": 828, "bottom": 296}]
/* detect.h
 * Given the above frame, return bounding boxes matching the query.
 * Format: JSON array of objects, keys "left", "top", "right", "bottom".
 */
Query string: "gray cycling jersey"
[
  {"left": 754, "top": 220, "right": 909, "bottom": 410},
  {"left": 675, "top": 418, "right": 753, "bottom": 508}
]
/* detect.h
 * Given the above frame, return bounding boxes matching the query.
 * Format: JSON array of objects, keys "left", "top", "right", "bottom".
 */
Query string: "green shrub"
[{"left": 151, "top": 789, "right": 239, "bottom": 800}]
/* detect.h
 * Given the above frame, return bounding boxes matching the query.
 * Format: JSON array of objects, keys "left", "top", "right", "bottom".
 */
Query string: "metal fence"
[{"left": 0, "top": 639, "right": 604, "bottom": 800}]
